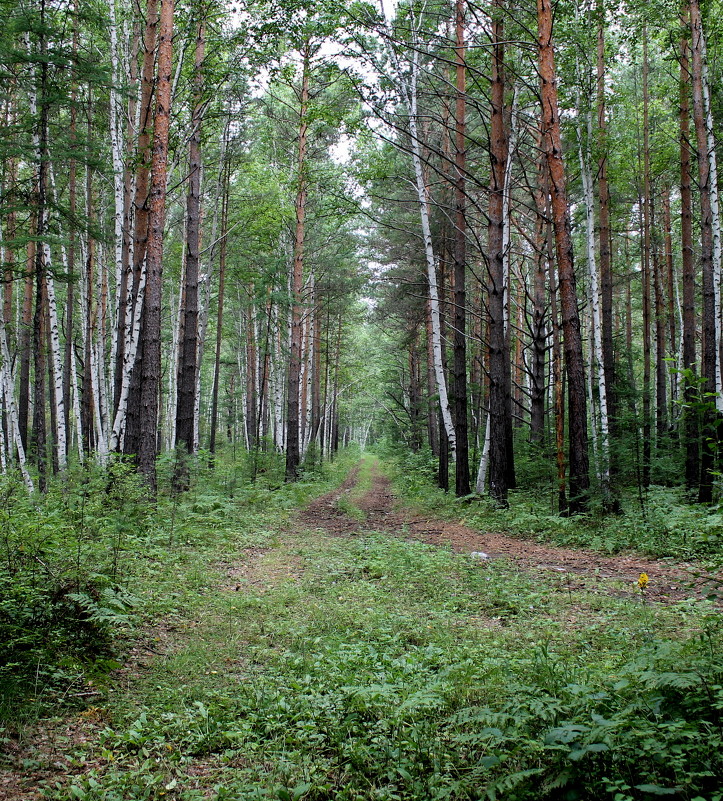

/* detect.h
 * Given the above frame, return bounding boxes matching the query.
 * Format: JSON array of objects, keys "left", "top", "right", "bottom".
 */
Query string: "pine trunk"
[
  {"left": 138, "top": 0, "right": 174, "bottom": 491},
  {"left": 175, "top": 18, "right": 205, "bottom": 459},
  {"left": 452, "top": 0, "right": 470, "bottom": 496},
  {"left": 538, "top": 0, "right": 590, "bottom": 512},
  {"left": 484, "top": 3, "right": 511, "bottom": 503}
]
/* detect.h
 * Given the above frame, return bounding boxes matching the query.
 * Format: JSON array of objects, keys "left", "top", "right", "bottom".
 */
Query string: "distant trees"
[{"left": 2, "top": 0, "right": 723, "bottom": 512}]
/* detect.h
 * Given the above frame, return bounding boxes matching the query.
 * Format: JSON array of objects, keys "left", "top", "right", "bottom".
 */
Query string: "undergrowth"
[
  {"left": 0, "top": 447, "right": 357, "bottom": 723},
  {"left": 4, "top": 448, "right": 723, "bottom": 800},
  {"left": 49, "top": 532, "right": 723, "bottom": 801},
  {"left": 384, "top": 446, "right": 723, "bottom": 564}
]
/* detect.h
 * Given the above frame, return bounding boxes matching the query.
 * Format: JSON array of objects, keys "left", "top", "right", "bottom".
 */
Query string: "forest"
[{"left": 2, "top": 0, "right": 723, "bottom": 798}]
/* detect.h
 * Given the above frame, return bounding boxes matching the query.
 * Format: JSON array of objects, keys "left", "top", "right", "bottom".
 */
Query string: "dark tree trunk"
[
  {"left": 679, "top": 21, "right": 699, "bottom": 490},
  {"left": 641, "top": 29, "right": 652, "bottom": 489},
  {"left": 138, "top": 0, "right": 174, "bottom": 492},
  {"left": 82, "top": 153, "right": 95, "bottom": 453},
  {"left": 33, "top": 265, "right": 47, "bottom": 493},
  {"left": 452, "top": 0, "right": 470, "bottom": 496},
  {"left": 487, "top": 1, "right": 511, "bottom": 505},
  {"left": 530, "top": 149, "right": 548, "bottom": 445},
  {"left": 409, "top": 329, "right": 423, "bottom": 451},
  {"left": 175, "top": 18, "right": 205, "bottom": 462},
  {"left": 18, "top": 238, "right": 34, "bottom": 452},
  {"left": 123, "top": 0, "right": 158, "bottom": 457}
]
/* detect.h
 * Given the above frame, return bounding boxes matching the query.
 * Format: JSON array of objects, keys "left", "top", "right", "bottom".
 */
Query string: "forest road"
[{"left": 299, "top": 459, "right": 721, "bottom": 606}]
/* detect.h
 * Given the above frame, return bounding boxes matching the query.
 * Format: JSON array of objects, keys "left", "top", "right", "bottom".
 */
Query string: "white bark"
[
  {"left": 42, "top": 248, "right": 68, "bottom": 469},
  {"left": 406, "top": 49, "right": 456, "bottom": 455},
  {"left": 0, "top": 310, "right": 34, "bottom": 492},
  {"left": 475, "top": 414, "right": 491, "bottom": 494},
  {"left": 578, "top": 111, "right": 610, "bottom": 482},
  {"left": 502, "top": 87, "right": 519, "bottom": 337},
  {"left": 109, "top": 0, "right": 125, "bottom": 399},
  {"left": 109, "top": 263, "right": 147, "bottom": 452},
  {"left": 699, "top": 28, "right": 723, "bottom": 410},
  {"left": 48, "top": 166, "right": 84, "bottom": 460},
  {"left": 29, "top": 66, "right": 67, "bottom": 468},
  {"left": 273, "top": 306, "right": 285, "bottom": 451}
]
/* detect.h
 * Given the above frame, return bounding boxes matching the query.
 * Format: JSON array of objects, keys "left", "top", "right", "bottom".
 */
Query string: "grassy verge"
[
  {"left": 0, "top": 450, "right": 356, "bottom": 728},
  {"left": 25, "top": 454, "right": 723, "bottom": 801},
  {"left": 381, "top": 448, "right": 723, "bottom": 565}
]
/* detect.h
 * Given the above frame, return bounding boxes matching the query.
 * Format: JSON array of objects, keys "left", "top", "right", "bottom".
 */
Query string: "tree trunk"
[
  {"left": 285, "top": 45, "right": 310, "bottom": 481},
  {"left": 690, "top": 0, "right": 716, "bottom": 502},
  {"left": 641, "top": 29, "right": 652, "bottom": 489},
  {"left": 484, "top": 1, "right": 511, "bottom": 504},
  {"left": 122, "top": 0, "right": 158, "bottom": 457},
  {"left": 530, "top": 148, "right": 547, "bottom": 445},
  {"left": 138, "top": 0, "right": 174, "bottom": 492},
  {"left": 175, "top": 18, "right": 205, "bottom": 462},
  {"left": 652, "top": 207, "right": 667, "bottom": 441},
  {"left": 210, "top": 163, "right": 230, "bottom": 457},
  {"left": 662, "top": 188, "right": 678, "bottom": 407},
  {"left": 596, "top": 4, "right": 616, "bottom": 432},
  {"left": 579, "top": 106, "right": 611, "bottom": 503},
  {"left": 538, "top": 0, "right": 589, "bottom": 512},
  {"left": 679, "top": 20, "right": 699, "bottom": 489},
  {"left": 452, "top": 0, "right": 470, "bottom": 496},
  {"left": 18, "top": 239, "right": 34, "bottom": 452}
]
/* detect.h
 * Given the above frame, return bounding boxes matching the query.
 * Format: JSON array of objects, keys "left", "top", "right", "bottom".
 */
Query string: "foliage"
[
  {"left": 0, "top": 450, "right": 357, "bottom": 721},
  {"left": 0, "top": 460, "right": 149, "bottom": 713},
  {"left": 382, "top": 446, "right": 723, "bottom": 564},
  {"left": 39, "top": 504, "right": 723, "bottom": 800}
]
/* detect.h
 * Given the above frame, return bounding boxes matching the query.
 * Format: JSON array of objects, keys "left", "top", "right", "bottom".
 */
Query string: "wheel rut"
[{"left": 299, "top": 460, "right": 721, "bottom": 605}]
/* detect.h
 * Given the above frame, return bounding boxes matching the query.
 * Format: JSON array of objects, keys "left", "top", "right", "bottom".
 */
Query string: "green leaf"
[{"left": 634, "top": 785, "right": 679, "bottom": 795}]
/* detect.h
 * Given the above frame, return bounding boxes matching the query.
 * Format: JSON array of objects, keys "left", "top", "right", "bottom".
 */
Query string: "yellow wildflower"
[{"left": 638, "top": 573, "right": 649, "bottom": 591}]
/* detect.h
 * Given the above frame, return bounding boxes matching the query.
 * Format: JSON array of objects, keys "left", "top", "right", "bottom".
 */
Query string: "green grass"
[
  {"left": 381, "top": 447, "right": 723, "bottom": 566},
  {"left": 19, "top": 454, "right": 721, "bottom": 801}
]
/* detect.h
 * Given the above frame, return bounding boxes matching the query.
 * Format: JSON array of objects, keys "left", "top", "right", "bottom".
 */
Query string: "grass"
[
  {"left": 2, "top": 448, "right": 722, "bottom": 800},
  {"left": 381, "top": 447, "right": 723, "bottom": 566},
  {"left": 6, "top": 453, "right": 714, "bottom": 801}
]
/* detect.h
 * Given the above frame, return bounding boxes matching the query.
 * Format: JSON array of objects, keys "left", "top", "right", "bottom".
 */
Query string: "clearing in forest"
[{"left": 2, "top": 456, "right": 722, "bottom": 801}]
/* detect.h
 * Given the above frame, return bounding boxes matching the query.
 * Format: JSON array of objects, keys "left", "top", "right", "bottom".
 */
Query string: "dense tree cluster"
[{"left": 1, "top": 0, "right": 723, "bottom": 513}]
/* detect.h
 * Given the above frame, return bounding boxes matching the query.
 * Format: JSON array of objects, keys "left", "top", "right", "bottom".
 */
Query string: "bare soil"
[{"left": 299, "top": 460, "right": 721, "bottom": 605}]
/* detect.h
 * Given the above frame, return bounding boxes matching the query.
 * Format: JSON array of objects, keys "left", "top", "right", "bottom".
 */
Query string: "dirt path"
[
  {"left": 300, "top": 460, "right": 720, "bottom": 605},
  {"left": 3, "top": 460, "right": 721, "bottom": 801}
]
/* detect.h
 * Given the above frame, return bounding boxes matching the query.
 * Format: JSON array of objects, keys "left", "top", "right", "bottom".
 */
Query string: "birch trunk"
[
  {"left": 383, "top": 32, "right": 456, "bottom": 457},
  {"left": 578, "top": 110, "right": 610, "bottom": 492},
  {"left": 690, "top": 0, "right": 716, "bottom": 502}
]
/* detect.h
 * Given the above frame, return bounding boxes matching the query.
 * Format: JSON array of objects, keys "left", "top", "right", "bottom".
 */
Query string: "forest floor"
[
  {"left": 299, "top": 460, "right": 717, "bottom": 606},
  {"left": 2, "top": 455, "right": 721, "bottom": 800}
]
